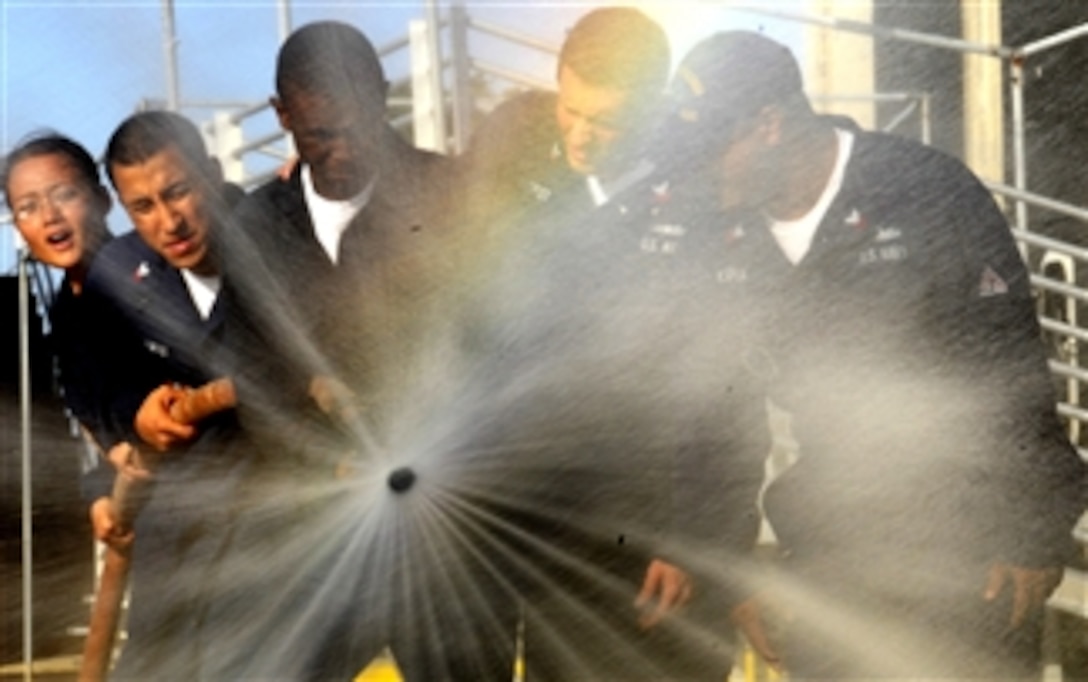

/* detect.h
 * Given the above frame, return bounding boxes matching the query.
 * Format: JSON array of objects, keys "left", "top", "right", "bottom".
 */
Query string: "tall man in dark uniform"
[
  {"left": 664, "top": 31, "right": 1087, "bottom": 677},
  {"left": 213, "top": 20, "right": 514, "bottom": 682},
  {"left": 462, "top": 8, "right": 771, "bottom": 680},
  {"left": 87, "top": 109, "right": 246, "bottom": 679}
]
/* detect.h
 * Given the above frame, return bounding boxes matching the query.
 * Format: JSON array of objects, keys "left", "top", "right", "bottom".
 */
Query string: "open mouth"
[{"left": 45, "top": 229, "right": 74, "bottom": 248}]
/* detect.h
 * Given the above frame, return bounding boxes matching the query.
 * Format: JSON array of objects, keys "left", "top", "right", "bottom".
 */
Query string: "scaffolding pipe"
[
  {"left": 988, "top": 181, "right": 1088, "bottom": 224},
  {"left": 229, "top": 100, "right": 273, "bottom": 125},
  {"left": 468, "top": 17, "right": 560, "bottom": 55},
  {"left": 1014, "top": 230, "right": 1088, "bottom": 263},
  {"left": 809, "top": 92, "right": 923, "bottom": 102},
  {"left": 377, "top": 34, "right": 412, "bottom": 58},
  {"left": 1018, "top": 22, "right": 1088, "bottom": 58},
  {"left": 448, "top": 0, "right": 474, "bottom": 152},
  {"left": 162, "top": 0, "right": 180, "bottom": 111},
  {"left": 734, "top": 7, "right": 1013, "bottom": 58},
  {"left": 423, "top": 0, "right": 449, "bottom": 153},
  {"left": 1049, "top": 358, "right": 1088, "bottom": 386},
  {"left": 919, "top": 92, "right": 932, "bottom": 146},
  {"left": 470, "top": 59, "right": 554, "bottom": 92},
  {"left": 1009, "top": 58, "right": 1028, "bottom": 232},
  {"left": 19, "top": 248, "right": 32, "bottom": 682},
  {"left": 1031, "top": 275, "right": 1088, "bottom": 305},
  {"left": 881, "top": 100, "right": 919, "bottom": 135},
  {"left": 231, "top": 130, "right": 289, "bottom": 159},
  {"left": 1041, "top": 317, "right": 1088, "bottom": 346},
  {"left": 277, "top": 0, "right": 292, "bottom": 43},
  {"left": 1057, "top": 401, "right": 1088, "bottom": 430}
]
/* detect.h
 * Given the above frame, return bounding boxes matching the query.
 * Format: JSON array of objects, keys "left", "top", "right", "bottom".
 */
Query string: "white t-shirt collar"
[
  {"left": 180, "top": 268, "right": 221, "bottom": 320},
  {"left": 768, "top": 128, "right": 854, "bottom": 266},
  {"left": 301, "top": 164, "right": 376, "bottom": 264}
]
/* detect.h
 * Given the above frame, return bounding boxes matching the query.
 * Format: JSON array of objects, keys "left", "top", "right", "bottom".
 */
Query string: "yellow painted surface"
[
  {"left": 354, "top": 655, "right": 403, "bottom": 682},
  {"left": 352, "top": 647, "right": 777, "bottom": 682}
]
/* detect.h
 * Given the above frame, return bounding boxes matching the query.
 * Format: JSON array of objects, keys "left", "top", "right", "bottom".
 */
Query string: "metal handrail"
[
  {"left": 988, "top": 181, "right": 1088, "bottom": 225},
  {"left": 470, "top": 58, "right": 554, "bottom": 91},
  {"left": 735, "top": 7, "right": 1013, "bottom": 58},
  {"left": 1056, "top": 403, "right": 1088, "bottom": 455},
  {"left": 467, "top": 17, "right": 559, "bottom": 55},
  {"left": 1050, "top": 359, "right": 1088, "bottom": 385},
  {"left": 1020, "top": 233, "right": 1088, "bottom": 265},
  {"left": 231, "top": 130, "right": 288, "bottom": 160},
  {"left": 1041, "top": 317, "right": 1088, "bottom": 346},
  {"left": 1031, "top": 275, "right": 1088, "bottom": 305},
  {"left": 1017, "top": 22, "right": 1088, "bottom": 58},
  {"left": 881, "top": 100, "right": 919, "bottom": 135}
]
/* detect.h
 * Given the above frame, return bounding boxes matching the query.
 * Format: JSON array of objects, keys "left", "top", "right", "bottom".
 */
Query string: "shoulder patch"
[
  {"left": 134, "top": 261, "right": 151, "bottom": 281},
  {"left": 844, "top": 208, "right": 867, "bottom": 230},
  {"left": 978, "top": 264, "right": 1008, "bottom": 297}
]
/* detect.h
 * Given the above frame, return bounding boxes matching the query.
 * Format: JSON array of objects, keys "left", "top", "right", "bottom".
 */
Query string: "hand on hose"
[
  {"left": 135, "top": 384, "right": 196, "bottom": 452},
  {"left": 730, "top": 594, "right": 785, "bottom": 673},
  {"left": 106, "top": 441, "right": 152, "bottom": 482},
  {"left": 984, "top": 563, "right": 1063, "bottom": 629},
  {"left": 89, "top": 497, "right": 134, "bottom": 552},
  {"left": 635, "top": 558, "right": 693, "bottom": 630},
  {"left": 309, "top": 375, "right": 362, "bottom": 424}
]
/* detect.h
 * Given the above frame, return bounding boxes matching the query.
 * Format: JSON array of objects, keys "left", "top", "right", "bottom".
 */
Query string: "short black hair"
[
  {"left": 2, "top": 131, "right": 101, "bottom": 208},
  {"left": 275, "top": 20, "right": 386, "bottom": 101},
  {"left": 557, "top": 7, "right": 670, "bottom": 96},
  {"left": 104, "top": 110, "right": 210, "bottom": 185}
]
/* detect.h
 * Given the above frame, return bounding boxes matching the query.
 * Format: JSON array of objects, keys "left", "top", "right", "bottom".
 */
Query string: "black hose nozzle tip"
[{"left": 388, "top": 467, "right": 416, "bottom": 493}]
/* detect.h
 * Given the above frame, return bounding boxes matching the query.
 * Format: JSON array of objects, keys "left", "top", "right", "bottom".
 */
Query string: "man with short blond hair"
[{"left": 462, "top": 9, "right": 768, "bottom": 681}]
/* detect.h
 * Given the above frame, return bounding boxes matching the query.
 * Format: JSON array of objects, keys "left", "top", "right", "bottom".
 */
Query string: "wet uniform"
[
  {"left": 680, "top": 119, "right": 1087, "bottom": 676},
  {"left": 84, "top": 226, "right": 245, "bottom": 681},
  {"left": 462, "top": 91, "right": 770, "bottom": 681},
  {"left": 47, "top": 266, "right": 125, "bottom": 502},
  {"left": 213, "top": 135, "right": 516, "bottom": 682}
]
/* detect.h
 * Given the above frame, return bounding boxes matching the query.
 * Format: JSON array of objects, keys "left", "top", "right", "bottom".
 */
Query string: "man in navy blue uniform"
[
  {"left": 87, "top": 109, "right": 245, "bottom": 679},
  {"left": 462, "top": 8, "right": 771, "bottom": 680},
  {"left": 663, "top": 31, "right": 1087, "bottom": 677},
  {"left": 464, "top": 7, "right": 669, "bottom": 235},
  {"left": 214, "top": 20, "right": 513, "bottom": 682}
]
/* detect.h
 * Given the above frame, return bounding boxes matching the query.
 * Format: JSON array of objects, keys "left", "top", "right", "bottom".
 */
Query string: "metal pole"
[
  {"left": 735, "top": 6, "right": 1013, "bottom": 58},
  {"left": 162, "top": 0, "right": 180, "bottom": 111},
  {"left": 423, "top": 0, "right": 449, "bottom": 153},
  {"left": 19, "top": 248, "right": 33, "bottom": 682},
  {"left": 920, "top": 92, "right": 932, "bottom": 146},
  {"left": 1019, "top": 21, "right": 1088, "bottom": 58},
  {"left": 961, "top": 0, "right": 1004, "bottom": 187},
  {"left": 447, "top": 0, "right": 474, "bottom": 153},
  {"left": 277, "top": 0, "right": 292, "bottom": 43},
  {"left": 1009, "top": 57, "right": 1028, "bottom": 232}
]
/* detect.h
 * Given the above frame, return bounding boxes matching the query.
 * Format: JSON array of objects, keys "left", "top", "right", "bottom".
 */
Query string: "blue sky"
[{"left": 0, "top": 1, "right": 804, "bottom": 271}]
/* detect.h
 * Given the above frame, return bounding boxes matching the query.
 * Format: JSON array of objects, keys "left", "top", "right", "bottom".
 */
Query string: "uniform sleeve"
[
  {"left": 914, "top": 151, "right": 1086, "bottom": 566},
  {"left": 82, "top": 265, "right": 165, "bottom": 448},
  {"left": 216, "top": 193, "right": 328, "bottom": 445},
  {"left": 460, "top": 90, "right": 559, "bottom": 235},
  {"left": 664, "top": 383, "right": 769, "bottom": 608},
  {"left": 52, "top": 277, "right": 145, "bottom": 503}
]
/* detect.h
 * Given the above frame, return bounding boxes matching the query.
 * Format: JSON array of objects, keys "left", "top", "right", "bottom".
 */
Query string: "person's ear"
[
  {"left": 271, "top": 95, "right": 291, "bottom": 131},
  {"left": 756, "top": 105, "right": 785, "bottom": 147},
  {"left": 206, "top": 156, "right": 225, "bottom": 187},
  {"left": 92, "top": 184, "right": 113, "bottom": 216}
]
